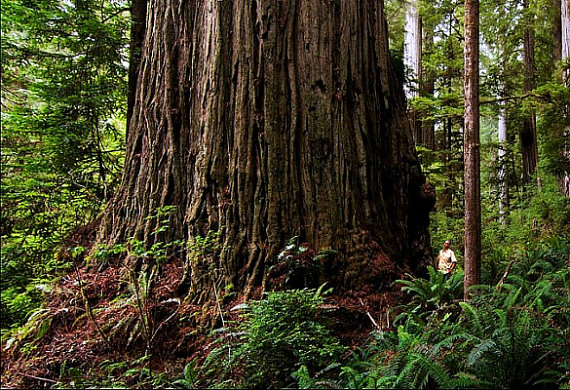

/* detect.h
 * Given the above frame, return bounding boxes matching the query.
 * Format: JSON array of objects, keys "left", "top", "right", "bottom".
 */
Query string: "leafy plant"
[
  {"left": 268, "top": 236, "right": 336, "bottom": 290},
  {"left": 455, "top": 301, "right": 567, "bottom": 389},
  {"left": 172, "top": 359, "right": 202, "bottom": 389},
  {"left": 394, "top": 266, "right": 464, "bottom": 326},
  {"left": 203, "top": 285, "right": 345, "bottom": 389}
]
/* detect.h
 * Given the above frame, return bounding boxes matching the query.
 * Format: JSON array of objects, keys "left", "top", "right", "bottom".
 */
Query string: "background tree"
[
  {"left": 419, "top": 0, "right": 465, "bottom": 214},
  {"left": 97, "top": 0, "right": 433, "bottom": 303},
  {"left": 0, "top": 0, "right": 129, "bottom": 328},
  {"left": 562, "top": 0, "right": 570, "bottom": 195},
  {"left": 463, "top": 0, "right": 481, "bottom": 299},
  {"left": 404, "top": 0, "right": 423, "bottom": 144},
  {"left": 521, "top": 0, "right": 540, "bottom": 187},
  {"left": 479, "top": 0, "right": 520, "bottom": 225},
  {"left": 497, "top": 85, "right": 509, "bottom": 223}
]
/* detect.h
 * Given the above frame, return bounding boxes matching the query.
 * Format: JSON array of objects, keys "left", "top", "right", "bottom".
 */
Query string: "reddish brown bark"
[
  {"left": 562, "top": 0, "right": 570, "bottom": 196},
  {"left": 97, "top": 0, "right": 432, "bottom": 303},
  {"left": 126, "top": 0, "right": 147, "bottom": 132},
  {"left": 463, "top": 0, "right": 481, "bottom": 300}
]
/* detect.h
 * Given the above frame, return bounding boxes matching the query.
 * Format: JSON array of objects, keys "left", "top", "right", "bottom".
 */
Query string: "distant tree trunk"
[
  {"left": 126, "top": 0, "right": 147, "bottom": 132},
  {"left": 97, "top": 0, "right": 433, "bottom": 303},
  {"left": 562, "top": 0, "right": 570, "bottom": 196},
  {"left": 560, "top": 0, "right": 570, "bottom": 71},
  {"left": 404, "top": 0, "right": 422, "bottom": 144},
  {"left": 553, "top": 0, "right": 562, "bottom": 63},
  {"left": 521, "top": 0, "right": 540, "bottom": 187},
  {"left": 498, "top": 95, "right": 509, "bottom": 224},
  {"left": 421, "top": 27, "right": 435, "bottom": 150},
  {"left": 463, "top": 0, "right": 481, "bottom": 300}
]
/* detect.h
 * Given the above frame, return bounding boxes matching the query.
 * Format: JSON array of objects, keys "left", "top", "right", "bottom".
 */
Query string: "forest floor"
[{"left": 1, "top": 252, "right": 404, "bottom": 389}]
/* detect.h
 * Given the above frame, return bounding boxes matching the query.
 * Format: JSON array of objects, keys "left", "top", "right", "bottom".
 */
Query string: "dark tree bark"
[
  {"left": 126, "top": 0, "right": 147, "bottom": 132},
  {"left": 562, "top": 0, "right": 570, "bottom": 196},
  {"left": 97, "top": 0, "right": 432, "bottom": 303},
  {"left": 521, "top": 0, "right": 539, "bottom": 186},
  {"left": 463, "top": 0, "right": 481, "bottom": 300}
]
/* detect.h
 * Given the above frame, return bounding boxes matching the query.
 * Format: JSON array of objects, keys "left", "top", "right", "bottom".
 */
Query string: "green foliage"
[
  {"left": 187, "top": 227, "right": 223, "bottom": 262},
  {"left": 2, "top": 307, "right": 53, "bottom": 352},
  {"left": 203, "top": 286, "right": 345, "bottom": 389},
  {"left": 456, "top": 301, "right": 567, "bottom": 388},
  {"left": 268, "top": 236, "right": 336, "bottom": 289},
  {"left": 1, "top": 0, "right": 129, "bottom": 329},
  {"left": 330, "top": 235, "right": 570, "bottom": 389},
  {"left": 50, "top": 356, "right": 181, "bottom": 389},
  {"left": 397, "top": 266, "right": 464, "bottom": 312},
  {"left": 429, "top": 212, "right": 464, "bottom": 258},
  {"left": 172, "top": 359, "right": 202, "bottom": 389}
]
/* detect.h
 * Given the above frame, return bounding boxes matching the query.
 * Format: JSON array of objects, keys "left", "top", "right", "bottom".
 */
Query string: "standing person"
[{"left": 437, "top": 240, "right": 457, "bottom": 279}]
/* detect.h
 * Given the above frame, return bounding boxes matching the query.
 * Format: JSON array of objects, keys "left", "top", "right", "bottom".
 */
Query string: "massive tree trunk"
[
  {"left": 97, "top": 0, "right": 432, "bottom": 303},
  {"left": 463, "top": 0, "right": 481, "bottom": 300},
  {"left": 126, "top": 0, "right": 147, "bottom": 132}
]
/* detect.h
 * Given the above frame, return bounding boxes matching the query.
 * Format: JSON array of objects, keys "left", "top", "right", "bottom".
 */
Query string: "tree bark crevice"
[{"left": 97, "top": 0, "right": 432, "bottom": 304}]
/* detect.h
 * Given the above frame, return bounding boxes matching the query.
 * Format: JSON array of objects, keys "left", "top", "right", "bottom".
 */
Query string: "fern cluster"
[
  {"left": 327, "top": 236, "right": 570, "bottom": 389},
  {"left": 194, "top": 285, "right": 345, "bottom": 389},
  {"left": 168, "top": 237, "right": 569, "bottom": 389}
]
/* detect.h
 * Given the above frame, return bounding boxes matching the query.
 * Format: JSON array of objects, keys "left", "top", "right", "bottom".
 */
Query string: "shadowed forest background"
[{"left": 1, "top": 0, "right": 569, "bottom": 388}]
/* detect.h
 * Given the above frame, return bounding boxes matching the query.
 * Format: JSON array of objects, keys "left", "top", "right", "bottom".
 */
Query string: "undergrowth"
[{"left": 2, "top": 234, "right": 569, "bottom": 389}]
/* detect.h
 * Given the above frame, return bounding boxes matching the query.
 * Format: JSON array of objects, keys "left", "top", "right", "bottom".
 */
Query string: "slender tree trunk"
[
  {"left": 553, "top": 0, "right": 562, "bottom": 63},
  {"left": 560, "top": 0, "right": 570, "bottom": 72},
  {"left": 421, "top": 27, "right": 435, "bottom": 150},
  {"left": 498, "top": 96, "right": 509, "bottom": 224},
  {"left": 562, "top": 0, "right": 570, "bottom": 196},
  {"left": 404, "top": 0, "right": 422, "bottom": 144},
  {"left": 97, "top": 0, "right": 433, "bottom": 303},
  {"left": 496, "top": 43, "right": 509, "bottom": 224},
  {"left": 463, "top": 0, "right": 481, "bottom": 300},
  {"left": 521, "top": 0, "right": 540, "bottom": 187},
  {"left": 126, "top": 0, "right": 147, "bottom": 132}
]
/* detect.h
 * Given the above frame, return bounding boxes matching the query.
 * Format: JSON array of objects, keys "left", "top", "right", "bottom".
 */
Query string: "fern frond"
[
  {"left": 449, "top": 372, "right": 489, "bottom": 388},
  {"left": 410, "top": 352, "right": 452, "bottom": 389},
  {"left": 467, "top": 338, "right": 498, "bottom": 367},
  {"left": 459, "top": 302, "right": 485, "bottom": 336},
  {"left": 393, "top": 356, "right": 416, "bottom": 389},
  {"left": 503, "top": 286, "right": 523, "bottom": 308},
  {"left": 435, "top": 332, "right": 479, "bottom": 353}
]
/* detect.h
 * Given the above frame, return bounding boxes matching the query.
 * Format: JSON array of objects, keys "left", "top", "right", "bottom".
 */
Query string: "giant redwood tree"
[{"left": 97, "top": 0, "right": 433, "bottom": 303}]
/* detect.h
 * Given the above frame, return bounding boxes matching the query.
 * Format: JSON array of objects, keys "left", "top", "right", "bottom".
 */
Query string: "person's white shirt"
[{"left": 437, "top": 247, "right": 457, "bottom": 274}]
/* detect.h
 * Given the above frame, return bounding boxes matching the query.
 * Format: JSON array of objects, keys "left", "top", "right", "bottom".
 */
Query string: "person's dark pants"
[{"left": 443, "top": 272, "right": 451, "bottom": 281}]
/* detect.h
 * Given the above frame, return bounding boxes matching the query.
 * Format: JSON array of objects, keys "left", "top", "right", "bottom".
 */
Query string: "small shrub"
[{"left": 205, "top": 286, "right": 345, "bottom": 388}]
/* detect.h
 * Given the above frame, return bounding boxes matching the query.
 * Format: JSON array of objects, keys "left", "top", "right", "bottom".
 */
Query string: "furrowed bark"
[
  {"left": 464, "top": 0, "right": 481, "bottom": 300},
  {"left": 97, "top": 0, "right": 432, "bottom": 303}
]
